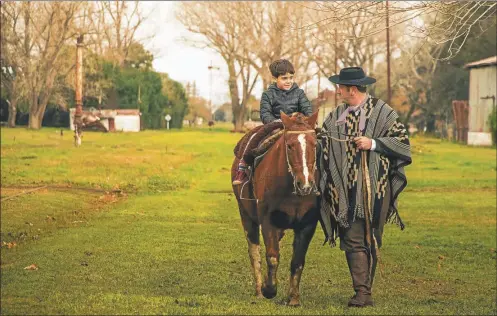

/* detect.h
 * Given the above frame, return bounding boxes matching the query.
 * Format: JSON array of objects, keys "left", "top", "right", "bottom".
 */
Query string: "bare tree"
[
  {"left": 304, "top": 1, "right": 496, "bottom": 61},
  {"left": 83, "top": 1, "right": 151, "bottom": 109},
  {"left": 177, "top": 2, "right": 323, "bottom": 130},
  {"left": 21, "top": 2, "right": 87, "bottom": 129},
  {"left": 177, "top": 2, "right": 259, "bottom": 132},
  {"left": 402, "top": 1, "right": 495, "bottom": 61},
  {"left": 236, "top": 2, "right": 318, "bottom": 89},
  {"left": 1, "top": 2, "right": 89, "bottom": 129},
  {"left": 1, "top": 2, "right": 27, "bottom": 127},
  {"left": 97, "top": 1, "right": 147, "bottom": 67},
  {"left": 1, "top": 1, "right": 153, "bottom": 129},
  {"left": 389, "top": 41, "right": 444, "bottom": 130}
]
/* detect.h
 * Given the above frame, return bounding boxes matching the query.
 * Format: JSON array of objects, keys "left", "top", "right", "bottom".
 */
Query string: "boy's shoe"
[{"left": 232, "top": 169, "right": 248, "bottom": 185}]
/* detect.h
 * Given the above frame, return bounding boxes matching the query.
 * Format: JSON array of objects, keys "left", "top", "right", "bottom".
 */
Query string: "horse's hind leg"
[
  {"left": 286, "top": 222, "right": 317, "bottom": 306},
  {"left": 261, "top": 216, "right": 283, "bottom": 299},
  {"left": 239, "top": 209, "right": 263, "bottom": 298}
]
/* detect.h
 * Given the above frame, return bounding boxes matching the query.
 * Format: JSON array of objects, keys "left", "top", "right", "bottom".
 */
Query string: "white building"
[
  {"left": 70, "top": 108, "right": 141, "bottom": 132},
  {"left": 464, "top": 56, "right": 496, "bottom": 146}
]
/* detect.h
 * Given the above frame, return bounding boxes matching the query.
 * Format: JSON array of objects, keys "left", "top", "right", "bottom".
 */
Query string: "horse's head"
[{"left": 280, "top": 111, "right": 319, "bottom": 196}]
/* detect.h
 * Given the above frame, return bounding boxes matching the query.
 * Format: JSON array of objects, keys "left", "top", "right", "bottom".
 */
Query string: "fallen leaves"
[
  {"left": 24, "top": 264, "right": 38, "bottom": 270},
  {"left": 437, "top": 255, "right": 446, "bottom": 271},
  {"left": 2, "top": 241, "right": 17, "bottom": 249}
]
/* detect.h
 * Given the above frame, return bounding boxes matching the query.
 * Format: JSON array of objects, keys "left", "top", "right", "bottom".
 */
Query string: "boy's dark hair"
[{"left": 269, "top": 59, "right": 295, "bottom": 78}]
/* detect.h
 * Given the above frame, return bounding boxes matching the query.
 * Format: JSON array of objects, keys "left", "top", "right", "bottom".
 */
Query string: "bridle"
[
  {"left": 283, "top": 129, "right": 319, "bottom": 196},
  {"left": 238, "top": 127, "right": 319, "bottom": 203}
]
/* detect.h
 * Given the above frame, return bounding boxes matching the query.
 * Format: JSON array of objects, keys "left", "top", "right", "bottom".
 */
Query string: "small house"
[
  {"left": 70, "top": 108, "right": 141, "bottom": 132},
  {"left": 464, "top": 56, "right": 496, "bottom": 146}
]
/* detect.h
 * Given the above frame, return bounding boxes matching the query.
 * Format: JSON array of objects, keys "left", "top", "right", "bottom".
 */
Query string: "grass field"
[{"left": 1, "top": 125, "right": 496, "bottom": 315}]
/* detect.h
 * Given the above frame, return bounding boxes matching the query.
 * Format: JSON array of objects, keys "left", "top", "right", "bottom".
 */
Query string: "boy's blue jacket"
[{"left": 259, "top": 83, "right": 313, "bottom": 124}]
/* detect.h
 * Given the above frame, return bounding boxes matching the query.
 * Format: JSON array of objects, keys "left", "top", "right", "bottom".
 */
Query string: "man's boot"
[{"left": 345, "top": 251, "right": 374, "bottom": 307}]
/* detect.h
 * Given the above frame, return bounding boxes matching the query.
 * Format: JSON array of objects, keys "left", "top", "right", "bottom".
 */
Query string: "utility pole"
[
  {"left": 207, "top": 61, "right": 220, "bottom": 121},
  {"left": 74, "top": 35, "right": 84, "bottom": 147},
  {"left": 386, "top": 0, "right": 392, "bottom": 106}
]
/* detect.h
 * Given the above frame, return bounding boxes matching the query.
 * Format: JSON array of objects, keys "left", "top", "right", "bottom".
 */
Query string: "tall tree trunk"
[
  {"left": 227, "top": 60, "right": 244, "bottom": 132},
  {"left": 233, "top": 105, "right": 245, "bottom": 132},
  {"left": 425, "top": 114, "right": 436, "bottom": 133},
  {"left": 403, "top": 102, "right": 417, "bottom": 127},
  {"left": 28, "top": 67, "right": 56, "bottom": 129},
  {"left": 7, "top": 99, "right": 18, "bottom": 128},
  {"left": 28, "top": 97, "right": 50, "bottom": 129},
  {"left": 28, "top": 110, "right": 43, "bottom": 129}
]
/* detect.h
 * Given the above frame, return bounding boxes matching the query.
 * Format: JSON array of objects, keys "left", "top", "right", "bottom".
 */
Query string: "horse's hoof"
[
  {"left": 256, "top": 293, "right": 264, "bottom": 299},
  {"left": 286, "top": 297, "right": 301, "bottom": 307},
  {"left": 262, "top": 286, "right": 277, "bottom": 299}
]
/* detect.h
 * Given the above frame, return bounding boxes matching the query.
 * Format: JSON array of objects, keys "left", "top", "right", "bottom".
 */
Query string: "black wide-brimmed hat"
[{"left": 328, "top": 67, "right": 376, "bottom": 86}]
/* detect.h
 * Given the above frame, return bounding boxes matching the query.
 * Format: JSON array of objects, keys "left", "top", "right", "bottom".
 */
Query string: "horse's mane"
[{"left": 287, "top": 113, "right": 314, "bottom": 131}]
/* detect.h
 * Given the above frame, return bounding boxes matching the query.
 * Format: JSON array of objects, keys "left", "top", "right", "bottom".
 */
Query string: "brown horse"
[{"left": 231, "top": 111, "right": 320, "bottom": 306}]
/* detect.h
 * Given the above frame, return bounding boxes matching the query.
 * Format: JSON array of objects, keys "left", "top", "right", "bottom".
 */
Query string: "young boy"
[{"left": 232, "top": 59, "right": 313, "bottom": 185}]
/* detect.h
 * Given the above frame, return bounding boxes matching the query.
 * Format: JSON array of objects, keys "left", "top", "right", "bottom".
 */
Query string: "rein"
[{"left": 327, "top": 131, "right": 357, "bottom": 143}]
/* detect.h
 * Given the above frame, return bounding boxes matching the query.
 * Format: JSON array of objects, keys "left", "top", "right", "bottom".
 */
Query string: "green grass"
[{"left": 1, "top": 127, "right": 496, "bottom": 315}]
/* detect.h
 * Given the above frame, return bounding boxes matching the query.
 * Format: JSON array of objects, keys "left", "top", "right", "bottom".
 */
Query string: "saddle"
[
  {"left": 233, "top": 121, "right": 284, "bottom": 170},
  {"left": 252, "top": 129, "right": 284, "bottom": 169}
]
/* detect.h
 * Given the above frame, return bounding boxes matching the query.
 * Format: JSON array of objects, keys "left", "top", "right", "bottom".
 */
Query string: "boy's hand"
[{"left": 354, "top": 136, "right": 372, "bottom": 150}]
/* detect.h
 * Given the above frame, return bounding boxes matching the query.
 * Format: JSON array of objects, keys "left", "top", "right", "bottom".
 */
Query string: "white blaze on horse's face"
[
  {"left": 297, "top": 134, "right": 310, "bottom": 188},
  {"left": 285, "top": 131, "right": 316, "bottom": 195}
]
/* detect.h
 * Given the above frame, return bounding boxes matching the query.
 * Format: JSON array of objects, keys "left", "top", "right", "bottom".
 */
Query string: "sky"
[{"left": 138, "top": 2, "right": 333, "bottom": 111}]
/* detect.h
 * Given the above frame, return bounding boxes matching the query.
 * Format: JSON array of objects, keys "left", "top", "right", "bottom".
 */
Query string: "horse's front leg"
[
  {"left": 286, "top": 221, "right": 317, "bottom": 306},
  {"left": 261, "top": 214, "right": 283, "bottom": 299},
  {"left": 239, "top": 206, "right": 263, "bottom": 298}
]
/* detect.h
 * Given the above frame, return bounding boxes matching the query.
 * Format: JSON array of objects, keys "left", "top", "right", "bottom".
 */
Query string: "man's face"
[
  {"left": 337, "top": 84, "right": 353, "bottom": 103},
  {"left": 275, "top": 73, "right": 294, "bottom": 90}
]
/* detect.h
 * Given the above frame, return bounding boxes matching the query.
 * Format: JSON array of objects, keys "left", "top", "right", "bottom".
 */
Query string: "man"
[{"left": 318, "top": 67, "right": 412, "bottom": 307}]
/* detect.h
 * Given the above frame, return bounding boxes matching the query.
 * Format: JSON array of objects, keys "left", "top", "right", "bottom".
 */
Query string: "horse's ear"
[
  {"left": 306, "top": 110, "right": 319, "bottom": 128},
  {"left": 280, "top": 111, "right": 292, "bottom": 127}
]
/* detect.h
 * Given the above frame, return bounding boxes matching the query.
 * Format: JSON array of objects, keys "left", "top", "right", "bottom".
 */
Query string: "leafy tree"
[
  {"left": 125, "top": 42, "right": 154, "bottom": 71},
  {"left": 114, "top": 67, "right": 167, "bottom": 129},
  {"left": 160, "top": 73, "right": 189, "bottom": 128},
  {"left": 185, "top": 96, "right": 211, "bottom": 122},
  {"left": 214, "top": 108, "right": 226, "bottom": 122}
]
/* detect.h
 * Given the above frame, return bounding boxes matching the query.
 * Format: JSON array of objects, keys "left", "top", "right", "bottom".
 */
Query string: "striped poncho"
[{"left": 318, "top": 96, "right": 412, "bottom": 246}]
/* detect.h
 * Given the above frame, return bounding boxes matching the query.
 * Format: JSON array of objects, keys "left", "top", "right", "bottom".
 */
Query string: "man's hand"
[{"left": 354, "top": 136, "right": 372, "bottom": 150}]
